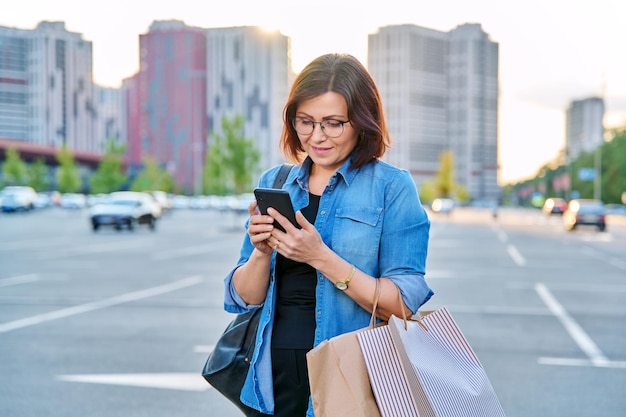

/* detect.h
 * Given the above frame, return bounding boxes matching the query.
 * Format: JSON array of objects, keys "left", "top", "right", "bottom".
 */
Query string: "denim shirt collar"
[{"left": 296, "top": 156, "right": 360, "bottom": 191}]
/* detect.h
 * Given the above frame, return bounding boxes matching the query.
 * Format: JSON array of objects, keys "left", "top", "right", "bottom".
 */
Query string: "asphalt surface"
[{"left": 1, "top": 205, "right": 625, "bottom": 416}]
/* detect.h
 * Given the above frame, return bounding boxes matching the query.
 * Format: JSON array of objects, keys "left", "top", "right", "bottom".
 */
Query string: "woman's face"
[{"left": 294, "top": 91, "right": 358, "bottom": 173}]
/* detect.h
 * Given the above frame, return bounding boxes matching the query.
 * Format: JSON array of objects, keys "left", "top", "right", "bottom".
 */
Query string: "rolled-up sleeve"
[{"left": 379, "top": 170, "right": 433, "bottom": 312}]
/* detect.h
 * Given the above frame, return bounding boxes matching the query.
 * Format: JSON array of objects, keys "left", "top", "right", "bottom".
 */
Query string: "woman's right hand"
[{"left": 246, "top": 200, "right": 277, "bottom": 255}]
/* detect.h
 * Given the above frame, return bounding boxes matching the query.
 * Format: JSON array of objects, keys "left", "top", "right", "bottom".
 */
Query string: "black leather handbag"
[
  {"left": 202, "top": 307, "right": 262, "bottom": 416},
  {"left": 201, "top": 163, "right": 293, "bottom": 415}
]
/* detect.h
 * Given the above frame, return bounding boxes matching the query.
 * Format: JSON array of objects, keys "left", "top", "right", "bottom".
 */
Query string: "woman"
[{"left": 223, "top": 53, "right": 433, "bottom": 416}]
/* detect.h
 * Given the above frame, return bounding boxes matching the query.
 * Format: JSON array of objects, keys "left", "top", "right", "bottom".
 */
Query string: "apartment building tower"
[
  {"left": 368, "top": 23, "right": 499, "bottom": 201},
  {"left": 0, "top": 21, "right": 96, "bottom": 152},
  {"left": 565, "top": 97, "right": 605, "bottom": 160},
  {"left": 132, "top": 20, "right": 207, "bottom": 193},
  {"left": 205, "top": 26, "right": 291, "bottom": 171}
]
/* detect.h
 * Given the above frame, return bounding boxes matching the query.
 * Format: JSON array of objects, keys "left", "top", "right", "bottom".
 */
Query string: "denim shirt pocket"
[{"left": 331, "top": 206, "right": 383, "bottom": 257}]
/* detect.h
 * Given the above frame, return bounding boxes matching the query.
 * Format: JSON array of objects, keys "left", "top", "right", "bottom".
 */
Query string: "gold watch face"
[{"left": 335, "top": 281, "right": 348, "bottom": 291}]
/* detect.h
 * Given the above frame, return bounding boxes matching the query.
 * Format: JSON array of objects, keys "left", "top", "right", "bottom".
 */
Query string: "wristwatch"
[{"left": 335, "top": 264, "right": 356, "bottom": 291}]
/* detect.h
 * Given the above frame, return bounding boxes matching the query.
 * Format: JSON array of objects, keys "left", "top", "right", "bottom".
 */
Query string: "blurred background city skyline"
[{"left": 2, "top": 0, "right": 625, "bottom": 186}]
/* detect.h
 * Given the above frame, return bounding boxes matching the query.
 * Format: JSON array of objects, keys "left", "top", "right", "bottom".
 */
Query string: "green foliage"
[
  {"left": 420, "top": 150, "right": 469, "bottom": 203},
  {"left": 204, "top": 131, "right": 228, "bottom": 195},
  {"left": 89, "top": 140, "right": 129, "bottom": 193},
  {"left": 598, "top": 129, "right": 626, "bottom": 203},
  {"left": 418, "top": 181, "right": 436, "bottom": 203},
  {"left": 204, "top": 115, "right": 260, "bottom": 195},
  {"left": 28, "top": 158, "right": 51, "bottom": 191},
  {"left": 55, "top": 145, "right": 82, "bottom": 193},
  {"left": 2, "top": 148, "right": 28, "bottom": 185},
  {"left": 506, "top": 128, "right": 626, "bottom": 205},
  {"left": 130, "top": 157, "right": 176, "bottom": 192}
]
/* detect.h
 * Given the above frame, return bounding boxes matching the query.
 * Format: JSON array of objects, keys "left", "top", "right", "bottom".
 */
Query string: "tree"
[
  {"left": 55, "top": 145, "right": 82, "bottom": 193},
  {"left": 601, "top": 129, "right": 626, "bottom": 203},
  {"left": 130, "top": 157, "right": 176, "bottom": 192},
  {"left": 2, "top": 148, "right": 28, "bottom": 186},
  {"left": 89, "top": 140, "right": 129, "bottom": 194},
  {"left": 419, "top": 150, "right": 469, "bottom": 203},
  {"left": 204, "top": 115, "right": 260, "bottom": 195},
  {"left": 28, "top": 157, "right": 51, "bottom": 191},
  {"left": 203, "top": 130, "right": 228, "bottom": 195}
]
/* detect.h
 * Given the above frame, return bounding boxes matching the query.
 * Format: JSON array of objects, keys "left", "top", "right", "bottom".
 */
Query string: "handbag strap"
[{"left": 272, "top": 163, "right": 294, "bottom": 189}]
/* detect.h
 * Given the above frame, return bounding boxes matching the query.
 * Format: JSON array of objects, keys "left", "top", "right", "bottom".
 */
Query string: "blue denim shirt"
[{"left": 223, "top": 156, "right": 433, "bottom": 416}]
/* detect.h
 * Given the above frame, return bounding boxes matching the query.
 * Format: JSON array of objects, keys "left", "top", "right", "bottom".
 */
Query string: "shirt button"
[{"left": 321, "top": 210, "right": 326, "bottom": 215}]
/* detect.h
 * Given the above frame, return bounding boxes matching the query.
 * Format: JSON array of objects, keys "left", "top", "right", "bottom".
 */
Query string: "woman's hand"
[
  {"left": 246, "top": 200, "right": 277, "bottom": 255},
  {"left": 267, "top": 208, "right": 329, "bottom": 266}
]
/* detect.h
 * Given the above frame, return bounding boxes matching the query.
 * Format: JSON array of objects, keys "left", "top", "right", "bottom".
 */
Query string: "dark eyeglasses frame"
[{"left": 291, "top": 117, "right": 351, "bottom": 138}]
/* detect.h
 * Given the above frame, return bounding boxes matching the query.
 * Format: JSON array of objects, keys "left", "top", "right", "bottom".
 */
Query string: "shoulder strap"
[{"left": 272, "top": 163, "right": 294, "bottom": 189}]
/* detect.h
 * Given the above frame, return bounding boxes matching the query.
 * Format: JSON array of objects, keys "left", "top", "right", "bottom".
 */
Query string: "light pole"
[{"left": 594, "top": 144, "right": 601, "bottom": 201}]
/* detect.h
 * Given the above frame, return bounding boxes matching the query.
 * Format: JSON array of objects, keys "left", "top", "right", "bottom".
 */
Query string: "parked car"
[
  {"left": 430, "top": 198, "right": 455, "bottom": 214},
  {"left": 542, "top": 197, "right": 568, "bottom": 215},
  {"left": 0, "top": 186, "right": 38, "bottom": 212},
  {"left": 563, "top": 199, "right": 606, "bottom": 231},
  {"left": 605, "top": 203, "right": 626, "bottom": 216},
  {"left": 89, "top": 191, "right": 161, "bottom": 232},
  {"left": 149, "top": 190, "right": 173, "bottom": 212},
  {"left": 60, "top": 193, "right": 87, "bottom": 209}
]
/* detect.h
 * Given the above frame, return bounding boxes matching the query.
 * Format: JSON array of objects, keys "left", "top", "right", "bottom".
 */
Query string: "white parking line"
[
  {"left": 57, "top": 373, "right": 210, "bottom": 392},
  {"left": 0, "top": 274, "right": 39, "bottom": 287},
  {"left": 534, "top": 282, "right": 612, "bottom": 368},
  {"left": 37, "top": 240, "right": 150, "bottom": 260},
  {"left": 506, "top": 244, "right": 526, "bottom": 266},
  {"left": 0, "top": 275, "right": 203, "bottom": 333}
]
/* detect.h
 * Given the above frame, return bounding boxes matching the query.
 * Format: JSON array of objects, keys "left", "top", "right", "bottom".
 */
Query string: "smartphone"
[{"left": 253, "top": 188, "right": 299, "bottom": 232}]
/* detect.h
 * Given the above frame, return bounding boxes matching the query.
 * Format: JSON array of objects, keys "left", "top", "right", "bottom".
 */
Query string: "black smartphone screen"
[{"left": 253, "top": 188, "right": 299, "bottom": 232}]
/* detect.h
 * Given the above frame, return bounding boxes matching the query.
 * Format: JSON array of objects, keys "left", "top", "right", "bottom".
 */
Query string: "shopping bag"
[
  {"left": 306, "top": 280, "right": 383, "bottom": 417},
  {"left": 306, "top": 327, "right": 381, "bottom": 417},
  {"left": 357, "top": 307, "right": 506, "bottom": 417}
]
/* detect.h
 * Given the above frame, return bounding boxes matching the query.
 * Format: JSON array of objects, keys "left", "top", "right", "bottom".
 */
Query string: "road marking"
[
  {"left": 37, "top": 240, "right": 150, "bottom": 260},
  {"left": 423, "top": 269, "right": 458, "bottom": 279},
  {"left": 506, "top": 244, "right": 526, "bottom": 266},
  {"left": 0, "top": 274, "right": 39, "bottom": 287},
  {"left": 0, "top": 276, "right": 203, "bottom": 333},
  {"left": 510, "top": 281, "right": 626, "bottom": 293},
  {"left": 57, "top": 373, "right": 211, "bottom": 391},
  {"left": 538, "top": 357, "right": 626, "bottom": 369},
  {"left": 535, "top": 282, "right": 610, "bottom": 367},
  {"left": 194, "top": 345, "right": 215, "bottom": 353}
]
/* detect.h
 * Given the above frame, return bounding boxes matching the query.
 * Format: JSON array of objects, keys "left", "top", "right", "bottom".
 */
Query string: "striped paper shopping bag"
[{"left": 357, "top": 307, "right": 506, "bottom": 417}]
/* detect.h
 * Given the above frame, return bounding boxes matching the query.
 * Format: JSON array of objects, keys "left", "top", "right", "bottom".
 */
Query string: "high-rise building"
[
  {"left": 134, "top": 20, "right": 207, "bottom": 193},
  {"left": 205, "top": 26, "right": 291, "bottom": 171},
  {"left": 93, "top": 85, "right": 125, "bottom": 150},
  {"left": 565, "top": 97, "right": 604, "bottom": 159},
  {"left": 368, "top": 23, "right": 499, "bottom": 202},
  {"left": 0, "top": 21, "right": 96, "bottom": 152}
]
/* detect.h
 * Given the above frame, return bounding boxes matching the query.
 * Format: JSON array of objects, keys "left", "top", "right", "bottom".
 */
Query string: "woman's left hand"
[{"left": 266, "top": 207, "right": 328, "bottom": 264}]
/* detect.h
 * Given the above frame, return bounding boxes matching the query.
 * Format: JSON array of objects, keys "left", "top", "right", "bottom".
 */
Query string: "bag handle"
[
  {"left": 368, "top": 279, "right": 382, "bottom": 328},
  {"left": 368, "top": 280, "right": 408, "bottom": 325},
  {"left": 370, "top": 280, "right": 425, "bottom": 331}
]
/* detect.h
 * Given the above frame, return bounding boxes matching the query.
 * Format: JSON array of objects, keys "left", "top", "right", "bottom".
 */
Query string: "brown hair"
[{"left": 280, "top": 53, "right": 390, "bottom": 169}]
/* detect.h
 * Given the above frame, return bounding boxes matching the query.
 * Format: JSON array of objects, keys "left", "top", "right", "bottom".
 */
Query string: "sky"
[{"left": 2, "top": 0, "right": 626, "bottom": 184}]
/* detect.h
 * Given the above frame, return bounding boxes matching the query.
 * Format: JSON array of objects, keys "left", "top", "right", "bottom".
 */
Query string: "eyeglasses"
[{"left": 291, "top": 117, "right": 350, "bottom": 138}]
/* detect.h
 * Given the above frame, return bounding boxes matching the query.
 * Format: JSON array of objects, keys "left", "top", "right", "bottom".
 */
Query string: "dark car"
[
  {"left": 89, "top": 191, "right": 161, "bottom": 231},
  {"left": 563, "top": 199, "right": 606, "bottom": 232}
]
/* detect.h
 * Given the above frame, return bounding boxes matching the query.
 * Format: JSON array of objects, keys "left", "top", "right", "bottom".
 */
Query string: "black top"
[{"left": 272, "top": 193, "right": 320, "bottom": 349}]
